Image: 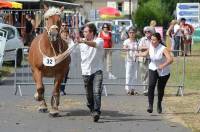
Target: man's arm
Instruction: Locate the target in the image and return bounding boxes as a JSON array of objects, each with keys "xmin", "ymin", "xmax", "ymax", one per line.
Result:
[{"xmin": 80, "ymin": 39, "xmax": 97, "ymax": 48}]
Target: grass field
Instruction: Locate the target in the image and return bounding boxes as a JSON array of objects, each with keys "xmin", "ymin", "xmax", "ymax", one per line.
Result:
[
  {"xmin": 165, "ymin": 42, "xmax": 200, "ymax": 132},
  {"xmin": 0, "ymin": 64, "xmax": 14, "ymax": 80}
]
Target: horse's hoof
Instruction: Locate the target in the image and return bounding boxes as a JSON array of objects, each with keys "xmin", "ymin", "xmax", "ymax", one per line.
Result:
[
  {"xmin": 37, "ymin": 107, "xmax": 48, "ymax": 113},
  {"xmin": 49, "ymin": 110, "xmax": 59, "ymax": 117}
]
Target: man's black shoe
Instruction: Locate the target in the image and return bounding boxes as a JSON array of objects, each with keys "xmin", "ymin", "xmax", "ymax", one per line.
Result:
[{"xmin": 92, "ymin": 112, "xmax": 100, "ymax": 122}]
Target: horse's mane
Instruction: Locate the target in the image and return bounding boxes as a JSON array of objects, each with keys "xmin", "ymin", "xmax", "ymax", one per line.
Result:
[{"xmin": 44, "ymin": 7, "xmax": 61, "ymax": 19}]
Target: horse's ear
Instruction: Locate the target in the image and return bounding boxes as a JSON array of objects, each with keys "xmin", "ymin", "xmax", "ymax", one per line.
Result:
[
  {"xmin": 43, "ymin": 4, "xmax": 49, "ymax": 12},
  {"xmin": 60, "ymin": 6, "xmax": 64, "ymax": 12}
]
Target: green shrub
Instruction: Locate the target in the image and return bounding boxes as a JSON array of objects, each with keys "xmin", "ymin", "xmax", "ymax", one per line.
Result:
[{"xmin": 134, "ymin": 0, "xmax": 172, "ymax": 30}]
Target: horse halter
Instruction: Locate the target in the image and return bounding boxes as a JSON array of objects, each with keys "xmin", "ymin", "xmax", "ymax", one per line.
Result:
[{"xmin": 45, "ymin": 25, "xmax": 59, "ymax": 42}]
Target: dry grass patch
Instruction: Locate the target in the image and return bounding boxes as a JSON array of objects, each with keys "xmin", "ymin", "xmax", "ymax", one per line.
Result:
[{"xmin": 164, "ymin": 89, "xmax": 200, "ymax": 132}]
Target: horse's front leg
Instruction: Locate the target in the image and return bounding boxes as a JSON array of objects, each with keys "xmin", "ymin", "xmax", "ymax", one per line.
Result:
[
  {"xmin": 49, "ymin": 76, "xmax": 63, "ymax": 117},
  {"xmin": 33, "ymin": 68, "xmax": 48, "ymax": 113}
]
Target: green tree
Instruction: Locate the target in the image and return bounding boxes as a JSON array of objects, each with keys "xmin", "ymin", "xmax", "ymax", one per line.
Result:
[
  {"xmin": 138, "ymin": 0, "xmax": 200, "ymax": 16},
  {"xmin": 134, "ymin": 0, "xmax": 172, "ymax": 29}
]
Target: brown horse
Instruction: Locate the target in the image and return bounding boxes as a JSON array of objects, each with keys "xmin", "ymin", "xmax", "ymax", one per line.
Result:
[{"xmin": 28, "ymin": 7, "xmax": 70, "ymax": 117}]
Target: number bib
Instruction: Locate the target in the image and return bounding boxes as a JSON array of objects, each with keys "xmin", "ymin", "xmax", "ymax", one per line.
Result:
[{"xmin": 43, "ymin": 56, "xmax": 56, "ymax": 66}]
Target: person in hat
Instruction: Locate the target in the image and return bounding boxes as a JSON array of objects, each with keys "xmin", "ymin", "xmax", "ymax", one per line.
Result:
[{"xmin": 138, "ymin": 26, "xmax": 155, "ymax": 95}]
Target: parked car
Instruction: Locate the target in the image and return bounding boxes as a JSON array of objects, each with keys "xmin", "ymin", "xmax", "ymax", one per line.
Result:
[
  {"xmin": 0, "ymin": 23, "xmax": 24, "ymax": 66},
  {"xmin": 112, "ymin": 19, "xmax": 134, "ymax": 31}
]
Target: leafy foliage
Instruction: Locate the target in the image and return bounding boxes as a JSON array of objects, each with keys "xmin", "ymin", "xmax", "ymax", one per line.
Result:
[
  {"xmin": 135, "ymin": 0, "xmax": 200, "ymax": 30},
  {"xmin": 134, "ymin": 0, "xmax": 172, "ymax": 29}
]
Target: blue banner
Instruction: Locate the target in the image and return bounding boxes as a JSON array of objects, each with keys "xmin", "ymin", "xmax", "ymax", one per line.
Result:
[
  {"xmin": 179, "ymin": 11, "xmax": 198, "ymax": 16},
  {"xmin": 178, "ymin": 4, "xmax": 198, "ymax": 9}
]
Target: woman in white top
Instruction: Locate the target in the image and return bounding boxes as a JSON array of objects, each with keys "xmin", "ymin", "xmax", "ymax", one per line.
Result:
[
  {"xmin": 123, "ymin": 27, "xmax": 138, "ymax": 95},
  {"xmin": 137, "ymin": 33, "xmax": 173, "ymax": 114}
]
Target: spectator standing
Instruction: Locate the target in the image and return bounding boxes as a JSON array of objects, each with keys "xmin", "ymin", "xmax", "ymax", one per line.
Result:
[
  {"xmin": 77, "ymin": 23, "xmax": 104, "ymax": 122},
  {"xmin": 99, "ymin": 23, "xmax": 116, "ymax": 79},
  {"xmin": 24, "ymin": 14, "xmax": 33, "ymax": 46},
  {"xmin": 59, "ymin": 22, "xmax": 70, "ymax": 96},
  {"xmin": 30, "ymin": 15, "xmax": 36, "ymax": 37},
  {"xmin": 180, "ymin": 18, "xmax": 194, "ymax": 56},
  {"xmin": 138, "ymin": 26, "xmax": 155, "ymax": 95},
  {"xmin": 137, "ymin": 33, "xmax": 173, "ymax": 114},
  {"xmin": 120, "ymin": 22, "xmax": 128, "ymax": 42},
  {"xmin": 149, "ymin": 20, "xmax": 156, "ymax": 33},
  {"xmin": 173, "ymin": 20, "xmax": 182, "ymax": 56},
  {"xmin": 165, "ymin": 20, "xmax": 176, "ymax": 51},
  {"xmin": 123, "ymin": 27, "xmax": 139, "ymax": 95}
]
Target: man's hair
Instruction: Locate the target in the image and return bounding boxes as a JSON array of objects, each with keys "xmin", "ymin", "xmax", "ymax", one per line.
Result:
[
  {"xmin": 84, "ymin": 23, "xmax": 97, "ymax": 36},
  {"xmin": 181, "ymin": 18, "xmax": 186, "ymax": 21},
  {"xmin": 128, "ymin": 27, "xmax": 137, "ymax": 33}
]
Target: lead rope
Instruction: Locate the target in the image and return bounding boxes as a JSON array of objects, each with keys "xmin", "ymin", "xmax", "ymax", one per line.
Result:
[
  {"xmin": 40, "ymin": 26, "xmax": 78, "ymax": 66},
  {"xmin": 49, "ymin": 40, "xmax": 57, "ymax": 56}
]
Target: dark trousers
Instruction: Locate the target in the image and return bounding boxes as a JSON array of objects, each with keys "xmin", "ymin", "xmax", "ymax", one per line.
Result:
[
  {"xmin": 82, "ymin": 70, "xmax": 103, "ymax": 113},
  {"xmin": 174, "ymin": 36, "xmax": 181, "ymax": 57},
  {"xmin": 148, "ymin": 70, "xmax": 170, "ymax": 106},
  {"xmin": 60, "ymin": 74, "xmax": 68, "ymax": 92},
  {"xmin": 60, "ymin": 69, "xmax": 70, "ymax": 92}
]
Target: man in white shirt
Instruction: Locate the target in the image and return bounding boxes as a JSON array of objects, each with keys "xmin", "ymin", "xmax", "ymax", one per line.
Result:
[{"xmin": 76, "ymin": 23, "xmax": 104, "ymax": 122}]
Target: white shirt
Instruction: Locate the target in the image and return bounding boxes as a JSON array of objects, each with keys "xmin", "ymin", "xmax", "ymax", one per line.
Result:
[
  {"xmin": 139, "ymin": 36, "xmax": 151, "ymax": 48},
  {"xmin": 123, "ymin": 38, "xmax": 138, "ymax": 62},
  {"xmin": 138, "ymin": 37, "xmax": 151, "ymax": 62},
  {"xmin": 149, "ymin": 43, "xmax": 170, "ymax": 76},
  {"xmin": 79, "ymin": 37, "xmax": 104, "ymax": 75},
  {"xmin": 174, "ymin": 24, "xmax": 182, "ymax": 36}
]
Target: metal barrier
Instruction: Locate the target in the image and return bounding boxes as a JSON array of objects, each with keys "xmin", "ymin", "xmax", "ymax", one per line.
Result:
[
  {"xmin": 14, "ymin": 47, "xmax": 186, "ymax": 97},
  {"xmin": 197, "ymin": 104, "xmax": 200, "ymax": 113}
]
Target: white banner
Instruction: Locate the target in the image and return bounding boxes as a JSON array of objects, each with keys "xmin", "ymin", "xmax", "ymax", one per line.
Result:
[{"xmin": 176, "ymin": 3, "xmax": 200, "ymax": 28}]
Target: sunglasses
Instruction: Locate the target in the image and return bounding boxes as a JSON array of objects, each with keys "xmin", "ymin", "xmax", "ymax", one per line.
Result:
[
  {"xmin": 103, "ymin": 27, "xmax": 108, "ymax": 28},
  {"xmin": 62, "ymin": 25, "xmax": 67, "ymax": 27},
  {"xmin": 145, "ymin": 31, "xmax": 151, "ymax": 33}
]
